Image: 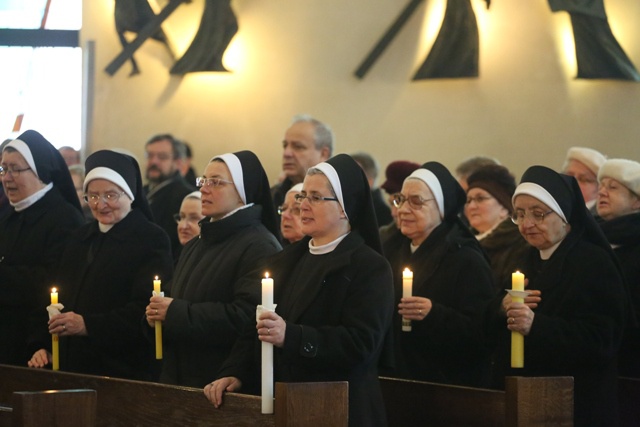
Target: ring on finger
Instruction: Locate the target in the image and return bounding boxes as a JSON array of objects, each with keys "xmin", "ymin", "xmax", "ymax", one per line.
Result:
[
  {"xmin": 155, "ymin": 309, "xmax": 158, "ymax": 315},
  {"xmin": 267, "ymin": 328, "xmax": 271, "ymax": 335}
]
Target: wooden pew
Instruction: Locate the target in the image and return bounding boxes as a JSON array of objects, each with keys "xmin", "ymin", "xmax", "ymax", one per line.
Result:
[
  {"xmin": 0, "ymin": 365, "xmax": 347, "ymax": 427},
  {"xmin": 380, "ymin": 376, "xmax": 574, "ymax": 427},
  {"xmin": 10, "ymin": 389, "xmax": 97, "ymax": 427}
]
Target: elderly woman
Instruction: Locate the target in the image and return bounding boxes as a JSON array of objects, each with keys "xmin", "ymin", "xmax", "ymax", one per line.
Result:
[
  {"xmin": 465, "ymin": 165, "xmax": 530, "ymax": 291},
  {"xmin": 0, "ymin": 130, "xmax": 85, "ymax": 366},
  {"xmin": 597, "ymin": 158, "xmax": 640, "ymax": 378},
  {"xmin": 207, "ymin": 154, "xmax": 394, "ymax": 427},
  {"xmin": 278, "ymin": 183, "xmax": 304, "ymax": 244},
  {"xmin": 146, "ymin": 150, "xmax": 281, "ymax": 388},
  {"xmin": 27, "ymin": 150, "xmax": 173, "ymax": 379},
  {"xmin": 175, "ymin": 191, "xmax": 204, "ymax": 247},
  {"xmin": 485, "ymin": 165, "xmax": 626, "ymax": 427},
  {"xmin": 383, "ymin": 161, "xmax": 495, "ymax": 387}
]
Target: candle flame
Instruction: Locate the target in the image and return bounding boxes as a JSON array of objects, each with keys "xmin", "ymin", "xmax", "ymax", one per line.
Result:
[
  {"xmin": 155, "ymin": 275, "xmax": 159, "ymax": 280},
  {"xmin": 265, "ymin": 272, "xmax": 270, "ymax": 279},
  {"xmin": 403, "ymin": 267, "xmax": 411, "ymax": 273},
  {"xmin": 51, "ymin": 287, "xmax": 57, "ymax": 293}
]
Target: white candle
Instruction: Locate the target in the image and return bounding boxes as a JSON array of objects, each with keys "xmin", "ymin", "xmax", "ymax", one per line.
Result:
[
  {"xmin": 261, "ymin": 272, "xmax": 274, "ymax": 414},
  {"xmin": 262, "ymin": 273, "xmax": 274, "ymax": 308},
  {"xmin": 402, "ymin": 268, "xmax": 413, "ymax": 332}
]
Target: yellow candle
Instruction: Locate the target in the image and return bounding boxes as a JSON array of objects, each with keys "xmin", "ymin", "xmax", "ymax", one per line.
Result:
[
  {"xmin": 153, "ymin": 276, "xmax": 162, "ymax": 360},
  {"xmin": 51, "ymin": 287, "xmax": 59, "ymax": 371},
  {"xmin": 511, "ymin": 271, "xmax": 525, "ymax": 368},
  {"xmin": 402, "ymin": 268, "xmax": 413, "ymax": 332},
  {"xmin": 261, "ymin": 272, "xmax": 274, "ymax": 414}
]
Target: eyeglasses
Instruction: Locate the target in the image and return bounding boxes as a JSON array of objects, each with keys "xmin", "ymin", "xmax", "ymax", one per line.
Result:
[
  {"xmin": 465, "ymin": 195, "xmax": 493, "ymax": 205},
  {"xmin": 84, "ymin": 191, "xmax": 126, "ymax": 205},
  {"xmin": 511, "ymin": 210, "xmax": 556, "ymax": 225},
  {"xmin": 392, "ymin": 194, "xmax": 434, "ymax": 209},
  {"xmin": 278, "ymin": 204, "xmax": 301, "ymax": 216},
  {"xmin": 196, "ymin": 177, "xmax": 234, "ymax": 188},
  {"xmin": 294, "ymin": 193, "xmax": 338, "ymax": 205},
  {"xmin": 0, "ymin": 166, "xmax": 31, "ymax": 177},
  {"xmin": 173, "ymin": 213, "xmax": 203, "ymax": 224}
]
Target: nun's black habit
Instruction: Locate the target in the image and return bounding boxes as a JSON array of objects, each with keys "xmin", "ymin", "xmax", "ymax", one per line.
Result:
[
  {"xmin": 383, "ymin": 161, "xmax": 495, "ymax": 387},
  {"xmin": 217, "ymin": 154, "xmax": 395, "ymax": 427},
  {"xmin": 485, "ymin": 165, "xmax": 627, "ymax": 427},
  {"xmin": 0, "ymin": 130, "xmax": 85, "ymax": 365},
  {"xmin": 159, "ymin": 151, "xmax": 281, "ymax": 387},
  {"xmin": 30, "ymin": 150, "xmax": 174, "ymax": 379}
]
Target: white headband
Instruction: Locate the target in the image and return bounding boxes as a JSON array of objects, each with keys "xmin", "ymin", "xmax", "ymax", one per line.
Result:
[
  {"xmin": 5, "ymin": 139, "xmax": 38, "ymax": 178},
  {"xmin": 84, "ymin": 167, "xmax": 135, "ymax": 201},
  {"xmin": 512, "ymin": 182, "xmax": 567, "ymax": 222},
  {"xmin": 287, "ymin": 182, "xmax": 304, "ymax": 195},
  {"xmin": 311, "ymin": 162, "xmax": 348, "ymax": 220},
  {"xmin": 211, "ymin": 153, "xmax": 246, "ymax": 204},
  {"xmin": 406, "ymin": 168, "xmax": 444, "ymax": 219}
]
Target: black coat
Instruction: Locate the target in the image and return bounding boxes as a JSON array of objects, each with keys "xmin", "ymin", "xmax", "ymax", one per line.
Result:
[
  {"xmin": 384, "ymin": 221, "xmax": 495, "ymax": 387},
  {"xmin": 218, "ymin": 232, "xmax": 395, "ymax": 427},
  {"xmin": 144, "ymin": 172, "xmax": 196, "ymax": 257},
  {"xmin": 160, "ymin": 205, "xmax": 281, "ymax": 387},
  {"xmin": 600, "ymin": 212, "xmax": 640, "ymax": 377},
  {"xmin": 372, "ymin": 188, "xmax": 393, "ymax": 227},
  {"xmin": 476, "ymin": 218, "xmax": 531, "ymax": 292},
  {"xmin": 40, "ymin": 209, "xmax": 173, "ymax": 379},
  {"xmin": 0, "ymin": 187, "xmax": 84, "ymax": 365},
  {"xmin": 485, "ymin": 229, "xmax": 626, "ymax": 427}
]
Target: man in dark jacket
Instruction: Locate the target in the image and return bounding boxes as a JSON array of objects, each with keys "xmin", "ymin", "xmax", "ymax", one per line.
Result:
[{"xmin": 143, "ymin": 134, "xmax": 196, "ymax": 258}]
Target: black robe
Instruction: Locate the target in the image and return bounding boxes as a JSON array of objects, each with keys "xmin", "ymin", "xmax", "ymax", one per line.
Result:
[
  {"xmin": 384, "ymin": 221, "xmax": 495, "ymax": 387},
  {"xmin": 218, "ymin": 232, "xmax": 394, "ymax": 427},
  {"xmin": 160, "ymin": 205, "xmax": 281, "ymax": 387},
  {"xmin": 485, "ymin": 228, "xmax": 626, "ymax": 427},
  {"xmin": 38, "ymin": 209, "xmax": 173, "ymax": 379},
  {"xmin": 600, "ymin": 212, "xmax": 640, "ymax": 378},
  {"xmin": 0, "ymin": 187, "xmax": 84, "ymax": 365}
]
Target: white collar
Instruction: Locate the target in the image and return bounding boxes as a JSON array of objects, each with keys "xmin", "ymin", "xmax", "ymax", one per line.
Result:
[
  {"xmin": 309, "ymin": 232, "xmax": 349, "ymax": 255},
  {"xmin": 539, "ymin": 239, "xmax": 563, "ymax": 260},
  {"xmin": 10, "ymin": 182, "xmax": 52, "ymax": 212}
]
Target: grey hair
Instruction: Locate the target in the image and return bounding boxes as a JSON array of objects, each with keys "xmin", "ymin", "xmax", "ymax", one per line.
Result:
[{"xmin": 291, "ymin": 114, "xmax": 334, "ymax": 156}]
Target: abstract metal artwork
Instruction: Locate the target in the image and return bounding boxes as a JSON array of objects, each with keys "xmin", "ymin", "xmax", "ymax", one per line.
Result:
[{"xmin": 355, "ymin": 0, "xmax": 639, "ymax": 81}]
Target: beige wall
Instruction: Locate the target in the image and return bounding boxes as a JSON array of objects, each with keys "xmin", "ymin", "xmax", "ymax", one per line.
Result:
[{"xmin": 82, "ymin": 0, "xmax": 640, "ymax": 185}]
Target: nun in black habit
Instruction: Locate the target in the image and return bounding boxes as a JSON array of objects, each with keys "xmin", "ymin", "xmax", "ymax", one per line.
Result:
[
  {"xmin": 27, "ymin": 150, "xmax": 173, "ymax": 380},
  {"xmin": 146, "ymin": 150, "xmax": 282, "ymax": 388},
  {"xmin": 382, "ymin": 161, "xmax": 495, "ymax": 387},
  {"xmin": 207, "ymin": 154, "xmax": 395, "ymax": 427},
  {"xmin": 0, "ymin": 130, "xmax": 85, "ymax": 366},
  {"xmin": 485, "ymin": 165, "xmax": 627, "ymax": 427}
]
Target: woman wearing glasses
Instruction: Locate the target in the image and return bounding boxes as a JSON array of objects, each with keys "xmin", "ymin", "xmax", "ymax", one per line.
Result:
[
  {"xmin": 382, "ymin": 161, "xmax": 495, "ymax": 387},
  {"xmin": 464, "ymin": 165, "xmax": 529, "ymax": 291},
  {"xmin": 207, "ymin": 154, "xmax": 394, "ymax": 427},
  {"xmin": 146, "ymin": 150, "xmax": 281, "ymax": 388},
  {"xmin": 1, "ymin": 130, "xmax": 85, "ymax": 366},
  {"xmin": 485, "ymin": 165, "xmax": 626, "ymax": 427},
  {"xmin": 27, "ymin": 150, "xmax": 173, "ymax": 379},
  {"xmin": 278, "ymin": 183, "xmax": 305, "ymax": 244}
]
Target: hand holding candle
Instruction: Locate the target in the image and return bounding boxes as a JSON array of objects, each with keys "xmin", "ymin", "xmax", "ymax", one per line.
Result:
[
  {"xmin": 51, "ymin": 287, "xmax": 59, "ymax": 371},
  {"xmin": 153, "ymin": 276, "xmax": 163, "ymax": 360},
  {"xmin": 261, "ymin": 272, "xmax": 275, "ymax": 414},
  {"xmin": 402, "ymin": 268, "xmax": 413, "ymax": 332},
  {"xmin": 511, "ymin": 271, "xmax": 525, "ymax": 368}
]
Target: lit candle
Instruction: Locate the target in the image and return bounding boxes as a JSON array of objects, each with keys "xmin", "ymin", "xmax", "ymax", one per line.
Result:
[
  {"xmin": 261, "ymin": 272, "xmax": 274, "ymax": 414},
  {"xmin": 511, "ymin": 271, "xmax": 525, "ymax": 368},
  {"xmin": 51, "ymin": 287, "xmax": 59, "ymax": 371},
  {"xmin": 153, "ymin": 276, "xmax": 162, "ymax": 360},
  {"xmin": 402, "ymin": 268, "xmax": 413, "ymax": 332}
]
